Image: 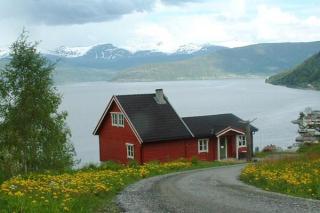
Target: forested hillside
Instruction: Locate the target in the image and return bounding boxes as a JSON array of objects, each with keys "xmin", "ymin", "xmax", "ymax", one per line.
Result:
[{"xmin": 266, "ymin": 52, "xmax": 320, "ymax": 90}]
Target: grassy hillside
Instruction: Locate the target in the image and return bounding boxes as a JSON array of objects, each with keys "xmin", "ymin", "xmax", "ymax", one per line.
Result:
[
  {"xmin": 113, "ymin": 41, "xmax": 320, "ymax": 82},
  {"xmin": 266, "ymin": 52, "xmax": 320, "ymax": 90},
  {"xmin": 53, "ymin": 65, "xmax": 116, "ymax": 84},
  {"xmin": 112, "ymin": 56, "xmax": 248, "ymax": 82},
  {"xmin": 0, "ymin": 60, "xmax": 116, "ymax": 84}
]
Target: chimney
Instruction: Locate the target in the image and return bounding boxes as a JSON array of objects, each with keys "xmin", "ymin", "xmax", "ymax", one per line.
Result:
[{"xmin": 155, "ymin": 89, "xmax": 166, "ymax": 104}]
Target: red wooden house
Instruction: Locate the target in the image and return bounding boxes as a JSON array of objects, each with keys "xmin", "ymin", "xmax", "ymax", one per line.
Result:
[{"xmin": 93, "ymin": 89, "xmax": 258, "ymax": 164}]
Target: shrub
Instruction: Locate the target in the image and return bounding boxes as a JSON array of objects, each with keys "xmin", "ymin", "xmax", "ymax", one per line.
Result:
[
  {"xmin": 99, "ymin": 161, "xmax": 125, "ymax": 171},
  {"xmin": 191, "ymin": 156, "xmax": 199, "ymax": 165},
  {"xmin": 81, "ymin": 163, "xmax": 99, "ymax": 170},
  {"xmin": 128, "ymin": 159, "xmax": 139, "ymax": 168}
]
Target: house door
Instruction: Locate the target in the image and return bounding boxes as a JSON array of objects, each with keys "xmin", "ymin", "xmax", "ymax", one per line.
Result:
[{"xmin": 220, "ymin": 137, "xmax": 227, "ymax": 160}]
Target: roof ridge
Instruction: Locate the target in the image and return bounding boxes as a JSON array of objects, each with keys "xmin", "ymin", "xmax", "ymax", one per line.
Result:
[
  {"xmin": 182, "ymin": 113, "xmax": 235, "ymax": 119},
  {"xmin": 115, "ymin": 93, "xmax": 155, "ymax": 97}
]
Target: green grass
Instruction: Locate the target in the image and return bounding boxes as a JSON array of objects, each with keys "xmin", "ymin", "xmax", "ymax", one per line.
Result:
[
  {"xmin": 241, "ymin": 144, "xmax": 320, "ymax": 199},
  {"xmin": 254, "ymin": 151, "xmax": 298, "ymax": 159},
  {"xmin": 0, "ymin": 159, "xmax": 238, "ymax": 213},
  {"xmin": 298, "ymin": 143, "xmax": 320, "ymax": 154},
  {"xmin": 254, "ymin": 151, "xmax": 273, "ymax": 158}
]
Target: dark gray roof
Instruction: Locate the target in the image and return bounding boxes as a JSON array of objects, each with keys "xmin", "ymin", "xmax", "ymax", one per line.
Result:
[
  {"xmin": 183, "ymin": 114, "xmax": 258, "ymax": 138},
  {"xmin": 116, "ymin": 94, "xmax": 192, "ymax": 142}
]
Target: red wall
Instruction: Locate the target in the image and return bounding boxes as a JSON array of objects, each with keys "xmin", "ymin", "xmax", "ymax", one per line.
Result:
[
  {"xmin": 185, "ymin": 138, "xmax": 217, "ymax": 161},
  {"xmin": 99, "ymin": 102, "xmax": 142, "ymax": 164},
  {"xmin": 142, "ymin": 139, "xmax": 189, "ymax": 162},
  {"xmin": 142, "ymin": 138, "xmax": 218, "ymax": 163}
]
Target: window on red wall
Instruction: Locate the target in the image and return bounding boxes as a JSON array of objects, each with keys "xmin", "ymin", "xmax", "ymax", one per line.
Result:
[
  {"xmin": 237, "ymin": 135, "xmax": 246, "ymax": 147},
  {"xmin": 198, "ymin": 139, "xmax": 209, "ymax": 153},
  {"xmin": 111, "ymin": 112, "xmax": 124, "ymax": 127},
  {"xmin": 126, "ymin": 143, "xmax": 134, "ymax": 159}
]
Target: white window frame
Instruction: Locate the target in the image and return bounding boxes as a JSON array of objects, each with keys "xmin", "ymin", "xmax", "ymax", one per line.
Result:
[
  {"xmin": 110, "ymin": 112, "xmax": 125, "ymax": 127},
  {"xmin": 126, "ymin": 143, "xmax": 134, "ymax": 159},
  {"xmin": 118, "ymin": 113, "xmax": 124, "ymax": 127},
  {"xmin": 198, "ymin": 139, "xmax": 209, "ymax": 153},
  {"xmin": 238, "ymin": 135, "xmax": 246, "ymax": 147}
]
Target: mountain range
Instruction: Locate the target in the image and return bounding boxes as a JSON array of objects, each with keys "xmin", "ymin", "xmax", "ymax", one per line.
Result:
[
  {"xmin": 266, "ymin": 51, "xmax": 320, "ymax": 90},
  {"xmin": 1, "ymin": 41, "xmax": 320, "ymax": 83}
]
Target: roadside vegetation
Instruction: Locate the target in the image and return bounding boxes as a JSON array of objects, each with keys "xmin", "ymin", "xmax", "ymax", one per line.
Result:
[
  {"xmin": 0, "ymin": 31, "xmax": 75, "ymax": 184},
  {"xmin": 241, "ymin": 143, "xmax": 320, "ymax": 199},
  {"xmin": 0, "ymin": 159, "xmax": 236, "ymax": 212}
]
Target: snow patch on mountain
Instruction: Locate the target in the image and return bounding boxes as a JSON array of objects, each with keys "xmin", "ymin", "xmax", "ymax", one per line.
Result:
[
  {"xmin": 84, "ymin": 44, "xmax": 131, "ymax": 60},
  {"xmin": 175, "ymin": 43, "xmax": 203, "ymax": 54},
  {"xmin": 36, "ymin": 42, "xmax": 226, "ymax": 61},
  {"xmin": 51, "ymin": 46, "xmax": 93, "ymax": 57}
]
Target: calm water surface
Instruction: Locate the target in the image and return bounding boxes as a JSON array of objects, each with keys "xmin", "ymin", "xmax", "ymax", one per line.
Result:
[{"xmin": 57, "ymin": 79, "xmax": 320, "ymax": 165}]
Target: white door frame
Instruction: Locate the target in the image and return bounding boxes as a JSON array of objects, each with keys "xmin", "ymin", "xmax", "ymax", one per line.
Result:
[
  {"xmin": 236, "ymin": 135, "xmax": 239, "ymax": 160},
  {"xmin": 217, "ymin": 136, "xmax": 228, "ymax": 160},
  {"xmin": 217, "ymin": 137, "xmax": 220, "ymax": 160}
]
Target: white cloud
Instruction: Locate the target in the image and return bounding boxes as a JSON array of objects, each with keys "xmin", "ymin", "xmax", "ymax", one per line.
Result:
[
  {"xmin": 222, "ymin": 0, "xmax": 248, "ymax": 20},
  {"xmin": 305, "ymin": 16, "xmax": 320, "ymax": 27},
  {"xmin": 252, "ymin": 5, "xmax": 320, "ymax": 42},
  {"xmin": 129, "ymin": 23, "xmax": 176, "ymax": 52},
  {"xmin": 1, "ymin": 0, "xmax": 320, "ymax": 51}
]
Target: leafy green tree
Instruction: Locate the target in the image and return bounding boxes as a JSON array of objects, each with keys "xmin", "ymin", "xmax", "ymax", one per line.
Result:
[{"xmin": 0, "ymin": 31, "xmax": 75, "ymax": 178}]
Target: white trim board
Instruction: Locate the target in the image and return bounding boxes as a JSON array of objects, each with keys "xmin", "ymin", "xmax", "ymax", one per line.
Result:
[
  {"xmin": 126, "ymin": 143, "xmax": 134, "ymax": 159},
  {"xmin": 217, "ymin": 136, "xmax": 228, "ymax": 160},
  {"xmin": 114, "ymin": 97, "xmax": 143, "ymax": 143},
  {"xmin": 216, "ymin": 127, "xmax": 245, "ymax": 137},
  {"xmin": 93, "ymin": 96, "xmax": 116, "ymax": 135},
  {"xmin": 217, "ymin": 137, "xmax": 220, "ymax": 161},
  {"xmin": 92, "ymin": 96, "xmax": 143, "ymax": 144}
]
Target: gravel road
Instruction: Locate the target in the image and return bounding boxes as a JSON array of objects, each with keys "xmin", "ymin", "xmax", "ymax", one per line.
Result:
[{"xmin": 117, "ymin": 164, "xmax": 320, "ymax": 213}]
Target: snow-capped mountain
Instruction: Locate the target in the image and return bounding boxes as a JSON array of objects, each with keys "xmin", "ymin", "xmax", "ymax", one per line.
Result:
[
  {"xmin": 1, "ymin": 42, "xmax": 228, "ymax": 72},
  {"xmin": 85, "ymin": 44, "xmax": 131, "ymax": 60},
  {"xmin": 174, "ymin": 43, "xmax": 203, "ymax": 54},
  {"xmin": 50, "ymin": 46, "xmax": 93, "ymax": 58},
  {"xmin": 48, "ymin": 43, "xmax": 227, "ymax": 59},
  {"xmin": 42, "ymin": 43, "xmax": 229, "ymax": 70}
]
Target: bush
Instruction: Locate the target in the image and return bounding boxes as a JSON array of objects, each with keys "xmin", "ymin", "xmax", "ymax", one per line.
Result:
[
  {"xmin": 191, "ymin": 156, "xmax": 199, "ymax": 165},
  {"xmin": 81, "ymin": 163, "xmax": 99, "ymax": 170},
  {"xmin": 99, "ymin": 161, "xmax": 125, "ymax": 171},
  {"xmin": 128, "ymin": 160, "xmax": 139, "ymax": 168}
]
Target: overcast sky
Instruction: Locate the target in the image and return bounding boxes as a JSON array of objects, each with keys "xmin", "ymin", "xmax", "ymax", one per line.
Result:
[{"xmin": 1, "ymin": 0, "xmax": 320, "ymax": 52}]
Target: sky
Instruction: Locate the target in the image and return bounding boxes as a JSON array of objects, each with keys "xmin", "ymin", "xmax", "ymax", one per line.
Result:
[{"xmin": 1, "ymin": 0, "xmax": 320, "ymax": 52}]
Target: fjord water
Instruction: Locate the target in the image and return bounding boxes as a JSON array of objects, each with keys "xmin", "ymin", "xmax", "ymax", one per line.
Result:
[{"xmin": 58, "ymin": 79, "xmax": 320, "ymax": 164}]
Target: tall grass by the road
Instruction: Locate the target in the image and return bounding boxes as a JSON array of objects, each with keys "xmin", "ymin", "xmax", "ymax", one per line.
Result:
[
  {"xmin": 241, "ymin": 143, "xmax": 320, "ymax": 199},
  {"xmin": 0, "ymin": 159, "xmax": 236, "ymax": 213}
]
